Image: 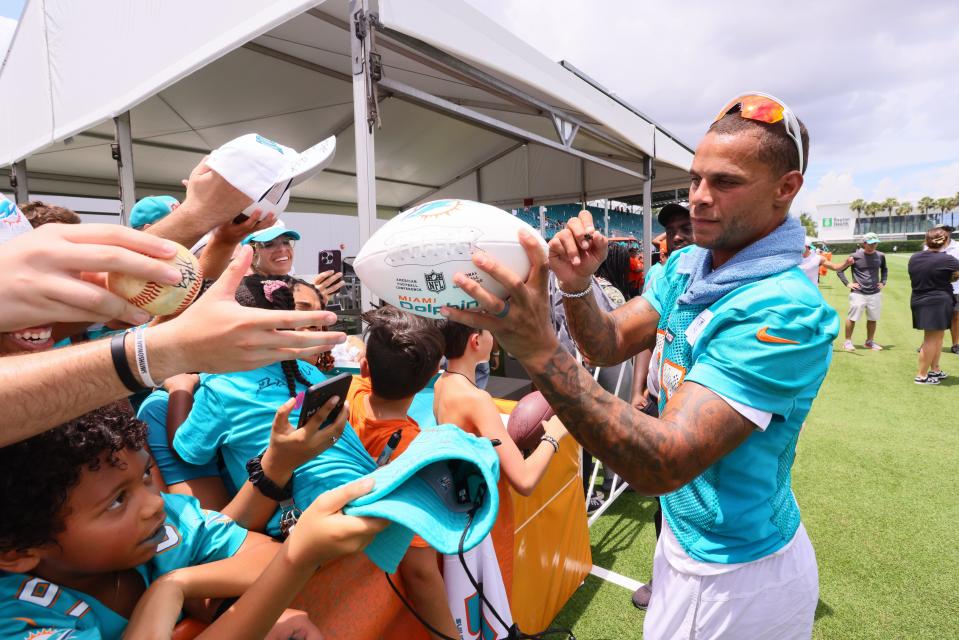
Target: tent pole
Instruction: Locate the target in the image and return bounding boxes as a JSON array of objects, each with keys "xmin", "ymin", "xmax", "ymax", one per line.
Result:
[
  {"xmin": 10, "ymin": 161, "xmax": 29, "ymax": 204},
  {"xmin": 642, "ymin": 157, "xmax": 653, "ymax": 275},
  {"xmin": 350, "ymin": 0, "xmax": 378, "ymax": 311},
  {"xmin": 113, "ymin": 112, "xmax": 136, "ymax": 227},
  {"xmin": 604, "ymin": 199, "xmax": 609, "ymax": 237}
]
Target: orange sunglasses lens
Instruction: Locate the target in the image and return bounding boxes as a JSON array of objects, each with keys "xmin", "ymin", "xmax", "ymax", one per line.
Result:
[{"xmin": 714, "ymin": 95, "xmax": 785, "ymax": 124}]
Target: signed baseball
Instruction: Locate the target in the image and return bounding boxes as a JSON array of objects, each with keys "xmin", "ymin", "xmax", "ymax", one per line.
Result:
[{"xmin": 107, "ymin": 242, "xmax": 204, "ymax": 316}]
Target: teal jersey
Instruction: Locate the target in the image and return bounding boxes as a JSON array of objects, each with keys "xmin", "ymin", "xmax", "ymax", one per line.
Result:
[
  {"xmin": 0, "ymin": 494, "xmax": 246, "ymax": 640},
  {"xmin": 173, "ymin": 362, "xmax": 377, "ymax": 537},
  {"xmin": 642, "ymin": 247, "xmax": 839, "ymax": 564},
  {"xmin": 642, "ymin": 262, "xmax": 664, "ymax": 294},
  {"xmin": 137, "ymin": 390, "xmax": 222, "ymax": 486}
]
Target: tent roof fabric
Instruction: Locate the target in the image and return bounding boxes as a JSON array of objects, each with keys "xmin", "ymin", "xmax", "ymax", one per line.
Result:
[{"xmin": 0, "ymin": 0, "xmax": 693, "ymax": 210}]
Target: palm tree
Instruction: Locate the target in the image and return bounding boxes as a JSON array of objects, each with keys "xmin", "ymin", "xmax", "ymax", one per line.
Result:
[
  {"xmin": 849, "ymin": 198, "xmax": 867, "ymax": 217},
  {"xmin": 935, "ymin": 198, "xmax": 953, "ymax": 226},
  {"xmin": 881, "ymin": 197, "xmax": 899, "ymax": 234},
  {"xmin": 864, "ymin": 201, "xmax": 882, "ymax": 233},
  {"xmin": 917, "ymin": 196, "xmax": 936, "ymax": 226},
  {"xmin": 894, "ymin": 201, "xmax": 912, "ymax": 234}
]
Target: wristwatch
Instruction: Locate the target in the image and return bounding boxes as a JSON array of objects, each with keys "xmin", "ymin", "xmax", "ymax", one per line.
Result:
[{"xmin": 246, "ymin": 454, "xmax": 293, "ymax": 501}]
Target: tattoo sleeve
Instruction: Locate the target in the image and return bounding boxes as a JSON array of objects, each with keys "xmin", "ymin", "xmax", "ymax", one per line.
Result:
[
  {"xmin": 527, "ymin": 344, "xmax": 756, "ymax": 495},
  {"xmin": 563, "ymin": 295, "xmax": 658, "ymax": 366}
]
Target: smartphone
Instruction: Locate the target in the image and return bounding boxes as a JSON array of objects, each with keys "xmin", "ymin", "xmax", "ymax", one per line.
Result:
[
  {"xmin": 318, "ymin": 249, "xmax": 343, "ymax": 274},
  {"xmin": 297, "ymin": 372, "xmax": 352, "ymax": 429}
]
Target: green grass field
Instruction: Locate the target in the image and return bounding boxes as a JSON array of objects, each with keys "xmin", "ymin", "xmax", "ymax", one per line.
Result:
[{"xmin": 553, "ymin": 253, "xmax": 959, "ymax": 639}]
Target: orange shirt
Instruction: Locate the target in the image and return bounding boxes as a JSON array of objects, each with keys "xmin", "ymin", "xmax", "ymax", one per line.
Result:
[{"xmin": 347, "ymin": 376, "xmax": 430, "ymax": 548}]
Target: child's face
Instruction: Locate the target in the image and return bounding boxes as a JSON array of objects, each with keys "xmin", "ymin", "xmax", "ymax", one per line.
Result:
[{"xmin": 37, "ymin": 448, "xmax": 167, "ymax": 576}]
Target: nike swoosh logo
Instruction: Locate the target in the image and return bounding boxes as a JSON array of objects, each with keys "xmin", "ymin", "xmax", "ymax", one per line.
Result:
[{"xmin": 756, "ymin": 326, "xmax": 800, "ymax": 344}]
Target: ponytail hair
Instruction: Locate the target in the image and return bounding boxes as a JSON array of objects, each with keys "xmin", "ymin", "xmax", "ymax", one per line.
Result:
[{"xmin": 235, "ymin": 274, "xmax": 313, "ymax": 397}]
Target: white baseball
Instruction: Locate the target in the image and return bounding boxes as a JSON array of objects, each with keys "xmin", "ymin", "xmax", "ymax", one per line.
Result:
[{"xmin": 108, "ymin": 242, "xmax": 204, "ymax": 316}]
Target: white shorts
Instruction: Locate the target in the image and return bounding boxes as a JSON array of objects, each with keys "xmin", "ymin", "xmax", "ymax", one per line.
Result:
[
  {"xmin": 643, "ymin": 524, "xmax": 819, "ymax": 640},
  {"xmin": 848, "ymin": 291, "xmax": 882, "ymax": 322}
]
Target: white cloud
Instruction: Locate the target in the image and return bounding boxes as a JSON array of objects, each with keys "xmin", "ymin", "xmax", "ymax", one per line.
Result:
[
  {"xmin": 467, "ymin": 0, "xmax": 959, "ymax": 209},
  {"xmin": 795, "ymin": 172, "xmax": 864, "ymax": 212}
]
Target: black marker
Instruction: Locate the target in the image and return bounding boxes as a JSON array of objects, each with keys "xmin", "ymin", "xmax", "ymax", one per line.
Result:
[{"xmin": 377, "ymin": 429, "xmax": 403, "ymax": 466}]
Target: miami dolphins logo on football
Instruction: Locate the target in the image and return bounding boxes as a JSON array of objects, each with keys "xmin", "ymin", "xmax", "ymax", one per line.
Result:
[{"xmin": 403, "ymin": 199, "xmax": 463, "ymax": 221}]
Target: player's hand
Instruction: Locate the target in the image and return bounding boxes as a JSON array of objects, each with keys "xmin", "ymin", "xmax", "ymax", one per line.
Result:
[
  {"xmin": 542, "ymin": 415, "xmax": 568, "ymax": 442},
  {"xmin": 441, "ymin": 229, "xmax": 559, "ymax": 363},
  {"xmin": 547, "ymin": 210, "xmax": 608, "ymax": 293},
  {"xmin": 286, "ymin": 478, "xmax": 388, "ymax": 568},
  {"xmin": 849, "ymin": 282, "xmax": 861, "ymax": 290},
  {"xmin": 313, "ymin": 270, "xmax": 345, "ymax": 305},
  {"xmin": 878, "ymin": 282, "xmax": 885, "ymax": 290},
  {"xmin": 263, "ymin": 396, "xmax": 348, "ymax": 478},
  {"xmin": 181, "ymin": 156, "xmax": 254, "ymax": 226},
  {"xmin": 0, "ymin": 223, "xmax": 181, "ymax": 331},
  {"xmin": 148, "ymin": 246, "xmax": 347, "ymax": 377},
  {"xmin": 265, "ymin": 609, "xmax": 324, "ymax": 640},
  {"xmin": 210, "ymin": 209, "xmax": 277, "ymax": 246}
]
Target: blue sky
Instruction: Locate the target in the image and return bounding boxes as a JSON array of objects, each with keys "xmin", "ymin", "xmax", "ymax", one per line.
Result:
[
  {"xmin": 467, "ymin": 0, "xmax": 959, "ymax": 213},
  {"xmin": 0, "ymin": 0, "xmax": 24, "ymax": 20}
]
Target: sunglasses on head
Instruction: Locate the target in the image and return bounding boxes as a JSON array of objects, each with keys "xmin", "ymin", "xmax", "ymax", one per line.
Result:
[{"xmin": 713, "ymin": 92, "xmax": 805, "ymax": 174}]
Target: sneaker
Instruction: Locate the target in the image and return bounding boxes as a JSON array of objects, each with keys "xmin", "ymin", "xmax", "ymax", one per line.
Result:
[
  {"xmin": 914, "ymin": 376, "xmax": 940, "ymax": 385},
  {"xmin": 952, "ymin": 345, "xmax": 959, "ymax": 354},
  {"xmin": 843, "ymin": 340, "xmax": 855, "ymax": 352},
  {"xmin": 631, "ymin": 583, "xmax": 653, "ymax": 609},
  {"xmin": 928, "ymin": 370, "xmax": 948, "ymax": 380},
  {"xmin": 864, "ymin": 340, "xmax": 883, "ymax": 351},
  {"xmin": 586, "ymin": 492, "xmax": 605, "ymax": 516}
]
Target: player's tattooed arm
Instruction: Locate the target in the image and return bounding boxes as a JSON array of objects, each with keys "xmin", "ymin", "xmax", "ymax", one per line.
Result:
[
  {"xmin": 527, "ymin": 344, "xmax": 755, "ymax": 495},
  {"xmin": 562, "ymin": 295, "xmax": 658, "ymax": 366}
]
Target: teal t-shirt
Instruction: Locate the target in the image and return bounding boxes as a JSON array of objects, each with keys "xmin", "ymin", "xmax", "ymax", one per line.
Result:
[
  {"xmin": 173, "ymin": 361, "xmax": 377, "ymax": 537},
  {"xmin": 138, "ymin": 390, "xmax": 222, "ymax": 486},
  {"xmin": 642, "ymin": 247, "xmax": 839, "ymax": 564},
  {"xmin": 0, "ymin": 494, "xmax": 246, "ymax": 640}
]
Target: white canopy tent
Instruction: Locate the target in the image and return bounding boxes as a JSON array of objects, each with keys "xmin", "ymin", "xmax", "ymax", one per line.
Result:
[{"xmin": 0, "ymin": 0, "xmax": 693, "ymax": 277}]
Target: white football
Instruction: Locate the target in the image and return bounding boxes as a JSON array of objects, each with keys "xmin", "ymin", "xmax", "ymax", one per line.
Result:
[{"xmin": 354, "ymin": 199, "xmax": 547, "ymax": 318}]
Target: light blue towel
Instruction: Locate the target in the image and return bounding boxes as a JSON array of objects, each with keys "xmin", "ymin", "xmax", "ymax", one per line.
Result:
[{"xmin": 677, "ymin": 216, "xmax": 805, "ymax": 306}]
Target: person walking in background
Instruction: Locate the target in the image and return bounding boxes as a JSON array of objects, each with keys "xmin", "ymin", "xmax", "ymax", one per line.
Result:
[
  {"xmin": 908, "ymin": 228, "xmax": 959, "ymax": 385},
  {"xmin": 836, "ymin": 232, "xmax": 888, "ymax": 351}
]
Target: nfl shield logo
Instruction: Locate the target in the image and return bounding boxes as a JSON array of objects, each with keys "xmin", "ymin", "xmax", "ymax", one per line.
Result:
[{"xmin": 425, "ymin": 271, "xmax": 446, "ymax": 293}]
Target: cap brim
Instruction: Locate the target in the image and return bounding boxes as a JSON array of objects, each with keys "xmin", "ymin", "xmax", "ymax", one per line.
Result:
[
  {"xmin": 243, "ymin": 228, "xmax": 302, "ymax": 244},
  {"xmin": 279, "ymin": 136, "xmax": 337, "ymax": 186},
  {"xmin": 344, "ymin": 424, "xmax": 500, "ymax": 572}
]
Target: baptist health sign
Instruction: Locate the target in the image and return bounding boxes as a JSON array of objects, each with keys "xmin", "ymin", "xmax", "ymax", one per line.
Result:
[{"xmin": 815, "ymin": 203, "xmax": 856, "ymax": 242}]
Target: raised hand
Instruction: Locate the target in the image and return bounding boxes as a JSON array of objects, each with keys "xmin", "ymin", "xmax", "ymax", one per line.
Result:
[
  {"xmin": 0, "ymin": 223, "xmax": 180, "ymax": 330},
  {"xmin": 547, "ymin": 210, "xmax": 608, "ymax": 292}
]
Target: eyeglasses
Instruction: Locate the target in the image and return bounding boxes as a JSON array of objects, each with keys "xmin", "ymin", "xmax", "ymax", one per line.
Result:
[
  {"xmin": 256, "ymin": 238, "xmax": 295, "ymax": 251},
  {"xmin": 713, "ymin": 92, "xmax": 805, "ymax": 174}
]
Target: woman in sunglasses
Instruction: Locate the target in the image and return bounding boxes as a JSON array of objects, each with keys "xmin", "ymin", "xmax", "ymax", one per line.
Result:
[
  {"xmin": 245, "ymin": 227, "xmax": 301, "ymax": 277},
  {"xmin": 245, "ymin": 227, "xmax": 345, "ymax": 306}
]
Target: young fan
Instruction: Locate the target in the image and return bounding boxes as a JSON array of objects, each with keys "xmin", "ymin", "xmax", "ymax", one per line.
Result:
[
  {"xmin": 172, "ymin": 275, "xmax": 376, "ymax": 537},
  {"xmin": 434, "ymin": 320, "xmax": 569, "ymax": 596},
  {"xmin": 0, "ymin": 403, "xmax": 384, "ymax": 639},
  {"xmin": 347, "ymin": 305, "xmax": 456, "ymax": 640}
]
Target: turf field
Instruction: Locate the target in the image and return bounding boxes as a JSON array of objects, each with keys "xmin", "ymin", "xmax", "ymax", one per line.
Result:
[{"xmin": 553, "ymin": 253, "xmax": 959, "ymax": 639}]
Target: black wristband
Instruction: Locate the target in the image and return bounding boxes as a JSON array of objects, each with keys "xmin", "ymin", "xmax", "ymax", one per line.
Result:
[
  {"xmin": 110, "ymin": 332, "xmax": 146, "ymax": 393},
  {"xmin": 246, "ymin": 454, "xmax": 293, "ymax": 501}
]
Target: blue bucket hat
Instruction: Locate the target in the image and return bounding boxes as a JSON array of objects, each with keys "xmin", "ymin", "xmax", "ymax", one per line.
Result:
[
  {"xmin": 242, "ymin": 226, "xmax": 301, "ymax": 245},
  {"xmin": 130, "ymin": 195, "xmax": 179, "ymax": 229},
  {"xmin": 344, "ymin": 423, "xmax": 500, "ymax": 572}
]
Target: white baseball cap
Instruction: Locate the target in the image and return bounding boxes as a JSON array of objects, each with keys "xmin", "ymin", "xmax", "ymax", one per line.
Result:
[{"xmin": 206, "ymin": 134, "xmax": 336, "ymax": 218}]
